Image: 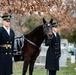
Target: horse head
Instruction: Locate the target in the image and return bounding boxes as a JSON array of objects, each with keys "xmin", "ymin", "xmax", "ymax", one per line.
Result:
[{"xmin": 43, "ymin": 18, "xmax": 53, "ymax": 39}]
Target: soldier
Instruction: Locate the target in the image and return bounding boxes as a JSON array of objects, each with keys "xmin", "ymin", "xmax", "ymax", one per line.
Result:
[
  {"xmin": 45, "ymin": 21, "xmax": 61, "ymax": 75},
  {"xmin": 0, "ymin": 12, "xmax": 15, "ymax": 75}
]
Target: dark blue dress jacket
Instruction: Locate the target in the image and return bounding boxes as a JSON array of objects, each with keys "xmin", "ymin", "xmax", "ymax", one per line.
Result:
[{"xmin": 0, "ymin": 27, "xmax": 15, "ymax": 75}]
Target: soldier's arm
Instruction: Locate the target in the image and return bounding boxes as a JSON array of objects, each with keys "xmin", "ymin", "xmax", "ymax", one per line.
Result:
[
  {"xmin": 12, "ymin": 31, "xmax": 15, "ymax": 56},
  {"xmin": 0, "ymin": 29, "xmax": 2, "ymax": 40},
  {"xmin": 59, "ymin": 38, "xmax": 61, "ymax": 57}
]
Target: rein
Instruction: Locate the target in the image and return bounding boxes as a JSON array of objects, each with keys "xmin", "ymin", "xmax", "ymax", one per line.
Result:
[{"xmin": 24, "ymin": 37, "xmax": 39, "ymax": 48}]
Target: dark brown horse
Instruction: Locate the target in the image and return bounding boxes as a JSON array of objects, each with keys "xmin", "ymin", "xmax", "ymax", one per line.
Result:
[{"xmin": 14, "ymin": 18, "xmax": 53, "ymax": 75}]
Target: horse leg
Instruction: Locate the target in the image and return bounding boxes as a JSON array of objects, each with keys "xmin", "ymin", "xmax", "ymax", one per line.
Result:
[
  {"xmin": 29, "ymin": 51, "xmax": 40, "ymax": 75},
  {"xmin": 22, "ymin": 58, "xmax": 30, "ymax": 75},
  {"xmin": 22, "ymin": 62, "xmax": 28, "ymax": 75},
  {"xmin": 29, "ymin": 59, "xmax": 36, "ymax": 75}
]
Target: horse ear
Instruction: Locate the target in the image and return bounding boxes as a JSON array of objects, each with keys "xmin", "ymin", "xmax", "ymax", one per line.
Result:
[
  {"xmin": 50, "ymin": 19, "xmax": 53, "ymax": 24},
  {"xmin": 43, "ymin": 18, "xmax": 46, "ymax": 24}
]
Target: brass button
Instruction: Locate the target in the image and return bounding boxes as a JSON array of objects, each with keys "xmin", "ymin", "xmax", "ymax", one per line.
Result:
[
  {"xmin": 55, "ymin": 52, "xmax": 59, "ymax": 54},
  {"xmin": 55, "ymin": 43, "xmax": 57, "ymax": 45},
  {"xmin": 6, "ymin": 47, "xmax": 8, "ymax": 49},
  {"xmin": 55, "ymin": 52, "xmax": 57, "ymax": 54},
  {"xmin": 55, "ymin": 48, "xmax": 57, "ymax": 49},
  {"xmin": 5, "ymin": 53, "xmax": 7, "ymax": 55},
  {"xmin": 9, "ymin": 53, "xmax": 11, "ymax": 55},
  {"xmin": 10, "ymin": 42, "xmax": 12, "ymax": 43},
  {"xmin": 58, "ymin": 48, "xmax": 59, "ymax": 49},
  {"xmin": 10, "ymin": 46, "xmax": 11, "ymax": 49},
  {"xmin": 55, "ymin": 47, "xmax": 59, "ymax": 49},
  {"xmin": 7, "ymin": 42, "xmax": 9, "ymax": 43}
]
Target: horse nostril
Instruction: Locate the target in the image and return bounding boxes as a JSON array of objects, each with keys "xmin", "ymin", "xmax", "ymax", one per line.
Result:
[
  {"xmin": 47, "ymin": 33, "xmax": 53, "ymax": 39},
  {"xmin": 49, "ymin": 34, "xmax": 51, "ymax": 36},
  {"xmin": 48, "ymin": 32, "xmax": 52, "ymax": 36}
]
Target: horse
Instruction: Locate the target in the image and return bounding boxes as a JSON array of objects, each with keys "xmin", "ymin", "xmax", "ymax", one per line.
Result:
[{"xmin": 14, "ymin": 18, "xmax": 53, "ymax": 75}]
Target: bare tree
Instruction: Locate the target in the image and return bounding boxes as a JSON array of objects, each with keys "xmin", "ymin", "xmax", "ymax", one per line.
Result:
[{"xmin": 0, "ymin": 0, "xmax": 76, "ymax": 34}]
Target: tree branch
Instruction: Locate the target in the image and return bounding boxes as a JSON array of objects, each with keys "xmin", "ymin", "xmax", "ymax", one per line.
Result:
[{"xmin": 7, "ymin": 0, "xmax": 10, "ymax": 5}]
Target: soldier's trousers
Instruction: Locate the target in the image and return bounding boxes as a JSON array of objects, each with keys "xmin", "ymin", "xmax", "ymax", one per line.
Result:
[{"xmin": 49, "ymin": 70, "xmax": 56, "ymax": 75}]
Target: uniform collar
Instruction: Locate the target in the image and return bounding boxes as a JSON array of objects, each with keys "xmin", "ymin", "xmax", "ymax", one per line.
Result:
[
  {"xmin": 3, "ymin": 25, "xmax": 10, "ymax": 30},
  {"xmin": 3, "ymin": 25, "xmax": 10, "ymax": 35},
  {"xmin": 53, "ymin": 31, "xmax": 57, "ymax": 37}
]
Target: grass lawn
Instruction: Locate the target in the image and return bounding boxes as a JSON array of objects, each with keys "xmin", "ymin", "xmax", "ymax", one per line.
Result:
[{"xmin": 13, "ymin": 59, "xmax": 76, "ymax": 75}]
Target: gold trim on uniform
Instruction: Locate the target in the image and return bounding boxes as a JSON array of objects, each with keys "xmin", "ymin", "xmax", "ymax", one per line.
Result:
[{"xmin": 0, "ymin": 44, "xmax": 12, "ymax": 49}]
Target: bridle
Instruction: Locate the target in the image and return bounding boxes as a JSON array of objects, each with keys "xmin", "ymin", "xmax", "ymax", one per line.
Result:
[{"xmin": 43, "ymin": 23, "xmax": 53, "ymax": 40}]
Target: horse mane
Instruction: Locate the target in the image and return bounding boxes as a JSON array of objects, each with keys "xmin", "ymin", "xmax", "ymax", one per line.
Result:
[{"xmin": 25, "ymin": 25, "xmax": 43, "ymax": 36}]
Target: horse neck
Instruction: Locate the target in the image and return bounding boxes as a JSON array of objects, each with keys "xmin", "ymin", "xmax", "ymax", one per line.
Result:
[{"xmin": 25, "ymin": 25, "xmax": 44, "ymax": 47}]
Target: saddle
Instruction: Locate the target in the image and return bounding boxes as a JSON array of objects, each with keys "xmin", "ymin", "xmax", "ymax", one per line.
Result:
[{"xmin": 13, "ymin": 36, "xmax": 24, "ymax": 62}]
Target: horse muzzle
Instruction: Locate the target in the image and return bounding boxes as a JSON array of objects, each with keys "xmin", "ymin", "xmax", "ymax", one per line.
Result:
[{"xmin": 47, "ymin": 32, "xmax": 53, "ymax": 39}]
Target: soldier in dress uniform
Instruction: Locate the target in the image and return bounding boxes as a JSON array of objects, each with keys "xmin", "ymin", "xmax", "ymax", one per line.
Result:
[
  {"xmin": 45, "ymin": 21, "xmax": 61, "ymax": 75},
  {"xmin": 0, "ymin": 13, "xmax": 15, "ymax": 75}
]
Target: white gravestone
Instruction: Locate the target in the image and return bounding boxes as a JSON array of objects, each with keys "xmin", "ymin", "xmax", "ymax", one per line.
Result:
[
  {"xmin": 71, "ymin": 55, "xmax": 75, "ymax": 63},
  {"xmin": 35, "ymin": 43, "xmax": 48, "ymax": 68},
  {"xmin": 59, "ymin": 39, "xmax": 68, "ymax": 67},
  {"xmin": 68, "ymin": 43, "xmax": 75, "ymax": 63}
]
